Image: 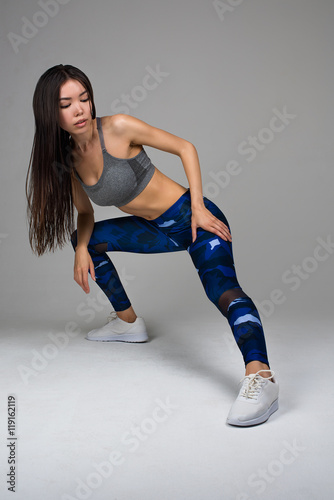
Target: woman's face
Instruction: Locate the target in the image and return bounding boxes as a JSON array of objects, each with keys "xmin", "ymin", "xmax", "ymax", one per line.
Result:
[{"xmin": 58, "ymin": 79, "xmax": 92, "ymax": 134}]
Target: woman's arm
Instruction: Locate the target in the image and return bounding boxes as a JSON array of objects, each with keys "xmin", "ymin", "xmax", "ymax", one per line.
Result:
[
  {"xmin": 75, "ymin": 213, "xmax": 95, "ymax": 251},
  {"xmin": 71, "ymin": 176, "xmax": 96, "ymax": 293},
  {"xmin": 106, "ymin": 114, "xmax": 232, "ymax": 243}
]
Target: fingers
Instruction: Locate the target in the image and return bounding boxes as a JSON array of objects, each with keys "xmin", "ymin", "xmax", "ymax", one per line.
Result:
[
  {"xmin": 81, "ymin": 270, "xmax": 90, "ymax": 294},
  {"xmin": 89, "ymin": 258, "xmax": 96, "ymax": 282},
  {"xmin": 210, "ymin": 214, "xmax": 232, "ymax": 241},
  {"xmin": 73, "ymin": 249, "xmax": 96, "ymax": 293},
  {"xmin": 193, "ymin": 213, "xmax": 232, "ymax": 242},
  {"xmin": 192, "ymin": 206, "xmax": 232, "ymax": 243},
  {"xmin": 74, "ymin": 267, "xmax": 90, "ymax": 293},
  {"xmin": 212, "ymin": 221, "xmax": 232, "ymax": 242},
  {"xmin": 202, "ymin": 212, "xmax": 231, "ymax": 241}
]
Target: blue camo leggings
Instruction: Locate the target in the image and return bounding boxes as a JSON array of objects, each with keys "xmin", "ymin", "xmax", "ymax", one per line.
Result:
[{"xmin": 71, "ymin": 190, "xmax": 269, "ymax": 367}]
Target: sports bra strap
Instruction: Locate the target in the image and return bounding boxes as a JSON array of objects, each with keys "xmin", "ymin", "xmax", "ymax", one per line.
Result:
[{"xmin": 96, "ymin": 117, "xmax": 107, "ymax": 152}]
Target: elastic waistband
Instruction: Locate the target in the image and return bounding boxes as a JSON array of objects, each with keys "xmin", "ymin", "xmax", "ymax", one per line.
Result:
[{"xmin": 151, "ymin": 189, "xmax": 191, "ymax": 225}]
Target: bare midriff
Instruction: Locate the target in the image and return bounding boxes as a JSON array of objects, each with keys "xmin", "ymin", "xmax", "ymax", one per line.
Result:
[{"xmin": 118, "ymin": 167, "xmax": 188, "ymax": 220}]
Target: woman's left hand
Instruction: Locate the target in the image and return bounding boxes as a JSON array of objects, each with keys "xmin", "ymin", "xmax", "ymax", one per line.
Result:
[{"xmin": 191, "ymin": 204, "xmax": 232, "ymax": 243}]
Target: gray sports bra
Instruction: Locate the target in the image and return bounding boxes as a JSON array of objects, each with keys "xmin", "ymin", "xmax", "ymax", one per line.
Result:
[{"xmin": 74, "ymin": 117, "xmax": 155, "ymax": 207}]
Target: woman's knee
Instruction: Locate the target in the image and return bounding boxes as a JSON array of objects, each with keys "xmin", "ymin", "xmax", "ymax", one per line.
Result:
[
  {"xmin": 70, "ymin": 230, "xmax": 108, "ymax": 255},
  {"xmin": 217, "ymin": 287, "xmax": 249, "ymax": 317}
]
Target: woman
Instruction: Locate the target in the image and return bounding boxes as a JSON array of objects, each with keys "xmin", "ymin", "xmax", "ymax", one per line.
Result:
[{"xmin": 26, "ymin": 64, "xmax": 279, "ymax": 426}]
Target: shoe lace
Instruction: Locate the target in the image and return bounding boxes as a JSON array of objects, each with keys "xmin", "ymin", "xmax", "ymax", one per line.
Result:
[
  {"xmin": 107, "ymin": 311, "xmax": 118, "ymax": 323},
  {"xmin": 240, "ymin": 370, "xmax": 275, "ymax": 400}
]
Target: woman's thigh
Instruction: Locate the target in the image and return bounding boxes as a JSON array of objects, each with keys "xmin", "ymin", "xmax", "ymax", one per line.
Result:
[
  {"xmin": 87, "ymin": 215, "xmax": 185, "ymax": 255},
  {"xmin": 188, "ymin": 197, "xmax": 241, "ymax": 306}
]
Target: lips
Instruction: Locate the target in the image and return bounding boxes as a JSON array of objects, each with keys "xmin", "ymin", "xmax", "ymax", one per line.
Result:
[{"xmin": 74, "ymin": 119, "xmax": 87, "ymax": 125}]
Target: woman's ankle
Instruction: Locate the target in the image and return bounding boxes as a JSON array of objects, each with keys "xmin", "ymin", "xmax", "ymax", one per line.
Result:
[
  {"xmin": 116, "ymin": 307, "xmax": 137, "ymax": 323},
  {"xmin": 245, "ymin": 361, "xmax": 271, "ymax": 378}
]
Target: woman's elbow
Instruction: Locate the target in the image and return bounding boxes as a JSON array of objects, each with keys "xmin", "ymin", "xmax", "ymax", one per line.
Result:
[
  {"xmin": 179, "ymin": 140, "xmax": 197, "ymax": 158},
  {"xmin": 179, "ymin": 140, "xmax": 196, "ymax": 156}
]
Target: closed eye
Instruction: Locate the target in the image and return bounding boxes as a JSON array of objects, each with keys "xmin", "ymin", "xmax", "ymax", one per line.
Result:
[{"xmin": 60, "ymin": 98, "xmax": 90, "ymax": 109}]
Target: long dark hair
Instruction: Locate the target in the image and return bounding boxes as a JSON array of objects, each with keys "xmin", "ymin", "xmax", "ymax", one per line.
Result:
[{"xmin": 25, "ymin": 64, "xmax": 96, "ymax": 256}]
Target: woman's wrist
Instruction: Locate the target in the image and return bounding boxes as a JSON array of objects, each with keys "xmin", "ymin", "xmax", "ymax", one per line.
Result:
[
  {"xmin": 75, "ymin": 244, "xmax": 88, "ymax": 252},
  {"xmin": 190, "ymin": 191, "xmax": 205, "ymax": 210}
]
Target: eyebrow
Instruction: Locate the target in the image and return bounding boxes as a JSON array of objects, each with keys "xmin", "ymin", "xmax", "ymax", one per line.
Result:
[{"xmin": 59, "ymin": 90, "xmax": 88, "ymax": 101}]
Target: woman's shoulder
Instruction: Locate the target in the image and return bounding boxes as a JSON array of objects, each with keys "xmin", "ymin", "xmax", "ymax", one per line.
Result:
[
  {"xmin": 100, "ymin": 114, "xmax": 149, "ymax": 140},
  {"xmin": 100, "ymin": 114, "xmax": 133, "ymax": 135}
]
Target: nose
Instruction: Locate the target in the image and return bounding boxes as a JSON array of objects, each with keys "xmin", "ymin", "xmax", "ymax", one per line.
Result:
[{"xmin": 74, "ymin": 101, "xmax": 84, "ymax": 115}]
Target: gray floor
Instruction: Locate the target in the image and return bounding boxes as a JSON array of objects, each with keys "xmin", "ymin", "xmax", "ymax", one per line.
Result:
[{"xmin": 1, "ymin": 303, "xmax": 333, "ymax": 500}]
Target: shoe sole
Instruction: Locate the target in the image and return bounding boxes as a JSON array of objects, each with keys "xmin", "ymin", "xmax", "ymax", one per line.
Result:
[
  {"xmin": 226, "ymin": 398, "xmax": 279, "ymax": 427},
  {"xmin": 85, "ymin": 331, "xmax": 149, "ymax": 342}
]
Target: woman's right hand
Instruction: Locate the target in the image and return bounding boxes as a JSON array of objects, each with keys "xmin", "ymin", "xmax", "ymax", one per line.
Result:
[{"xmin": 73, "ymin": 246, "xmax": 96, "ymax": 294}]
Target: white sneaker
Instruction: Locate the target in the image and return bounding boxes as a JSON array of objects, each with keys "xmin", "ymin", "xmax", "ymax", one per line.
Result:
[
  {"xmin": 226, "ymin": 370, "xmax": 279, "ymax": 427},
  {"xmin": 85, "ymin": 312, "xmax": 148, "ymax": 342}
]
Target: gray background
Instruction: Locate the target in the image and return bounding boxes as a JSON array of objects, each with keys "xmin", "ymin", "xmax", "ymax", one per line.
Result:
[
  {"xmin": 1, "ymin": 1, "xmax": 333, "ymax": 499},
  {"xmin": 1, "ymin": 0, "xmax": 333, "ymax": 322}
]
